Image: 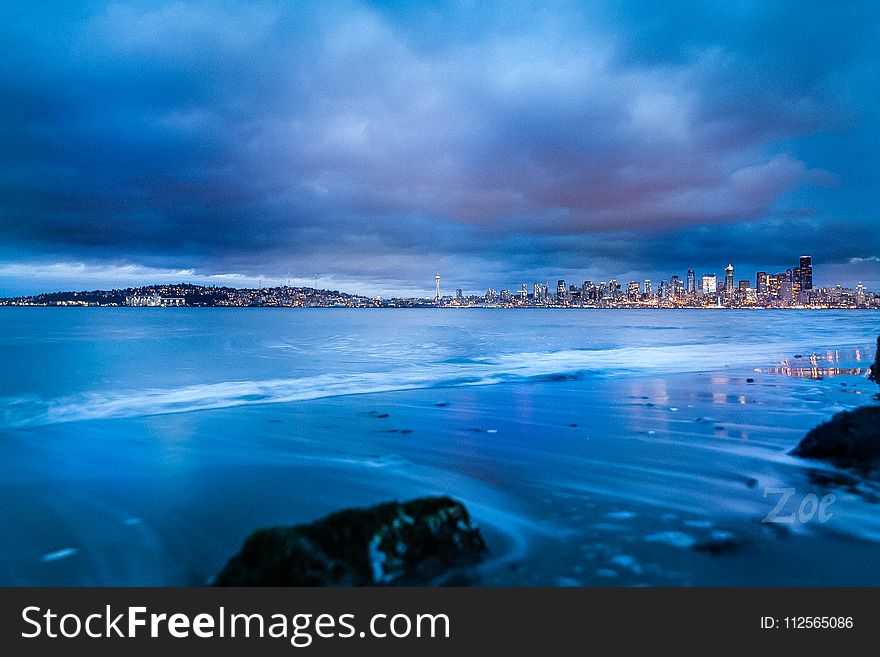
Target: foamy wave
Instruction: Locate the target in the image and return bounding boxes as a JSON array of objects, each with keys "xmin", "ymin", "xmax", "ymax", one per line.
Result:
[{"xmin": 0, "ymin": 342, "xmax": 803, "ymax": 428}]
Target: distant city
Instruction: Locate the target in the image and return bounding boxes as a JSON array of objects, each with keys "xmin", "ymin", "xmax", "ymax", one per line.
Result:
[
  {"xmin": 436, "ymin": 256, "xmax": 878, "ymax": 309},
  {"xmin": 1, "ymin": 255, "xmax": 877, "ymax": 309}
]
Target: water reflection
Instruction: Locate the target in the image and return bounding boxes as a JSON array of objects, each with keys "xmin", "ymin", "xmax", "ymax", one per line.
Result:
[{"xmin": 761, "ymin": 348, "xmax": 872, "ymax": 379}]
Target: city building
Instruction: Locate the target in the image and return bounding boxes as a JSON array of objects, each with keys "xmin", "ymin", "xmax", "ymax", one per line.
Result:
[
  {"xmin": 126, "ymin": 294, "xmax": 185, "ymax": 307},
  {"xmin": 627, "ymin": 281, "xmax": 640, "ymax": 301},
  {"xmin": 701, "ymin": 274, "xmax": 717, "ymax": 295},
  {"xmin": 756, "ymin": 272, "xmax": 769, "ymax": 294},
  {"xmin": 724, "ymin": 265, "xmax": 735, "ymax": 299},
  {"xmin": 799, "ymin": 256, "xmax": 813, "ymax": 292}
]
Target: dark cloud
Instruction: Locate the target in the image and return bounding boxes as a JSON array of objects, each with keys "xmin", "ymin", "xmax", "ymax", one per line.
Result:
[{"xmin": 0, "ymin": 0, "xmax": 877, "ymax": 296}]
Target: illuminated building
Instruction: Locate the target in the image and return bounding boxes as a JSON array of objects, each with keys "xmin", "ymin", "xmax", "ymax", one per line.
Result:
[
  {"xmin": 701, "ymin": 274, "xmax": 717, "ymax": 296},
  {"xmin": 799, "ymin": 256, "xmax": 813, "ymax": 292},
  {"xmin": 756, "ymin": 272, "xmax": 769, "ymax": 293},
  {"xmin": 126, "ymin": 294, "xmax": 185, "ymax": 307},
  {"xmin": 724, "ymin": 265, "xmax": 735, "ymax": 299},
  {"xmin": 669, "ymin": 275, "xmax": 682, "ymax": 299},
  {"xmin": 627, "ymin": 281, "xmax": 641, "ymax": 301}
]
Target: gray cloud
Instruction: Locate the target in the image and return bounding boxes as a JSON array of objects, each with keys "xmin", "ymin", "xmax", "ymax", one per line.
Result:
[{"xmin": 0, "ymin": 0, "xmax": 877, "ymax": 295}]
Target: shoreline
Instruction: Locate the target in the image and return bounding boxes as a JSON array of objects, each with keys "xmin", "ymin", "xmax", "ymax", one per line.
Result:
[
  {"xmin": 2, "ymin": 363, "xmax": 879, "ymax": 586},
  {"xmin": 2, "ymin": 305, "xmax": 878, "ymax": 311}
]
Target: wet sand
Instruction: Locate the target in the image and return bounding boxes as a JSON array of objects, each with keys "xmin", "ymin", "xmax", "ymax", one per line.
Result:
[{"xmin": 2, "ymin": 359, "xmax": 879, "ymax": 586}]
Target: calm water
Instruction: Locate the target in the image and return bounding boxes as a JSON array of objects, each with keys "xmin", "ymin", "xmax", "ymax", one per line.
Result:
[{"xmin": 1, "ymin": 308, "xmax": 879, "ymax": 585}]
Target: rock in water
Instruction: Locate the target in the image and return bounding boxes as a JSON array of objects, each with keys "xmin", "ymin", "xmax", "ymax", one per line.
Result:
[
  {"xmin": 214, "ymin": 497, "xmax": 488, "ymax": 586},
  {"xmin": 791, "ymin": 406, "xmax": 880, "ymax": 473}
]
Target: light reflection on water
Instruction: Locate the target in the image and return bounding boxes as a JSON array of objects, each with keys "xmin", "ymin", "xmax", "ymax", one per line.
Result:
[{"xmin": 760, "ymin": 348, "xmax": 872, "ymax": 379}]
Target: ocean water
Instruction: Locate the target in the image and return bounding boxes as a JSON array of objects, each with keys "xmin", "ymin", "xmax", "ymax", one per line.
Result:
[{"xmin": 1, "ymin": 308, "xmax": 879, "ymax": 586}]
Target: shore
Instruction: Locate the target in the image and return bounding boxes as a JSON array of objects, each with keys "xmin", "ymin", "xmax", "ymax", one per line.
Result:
[{"xmin": 2, "ymin": 360, "xmax": 879, "ymax": 586}]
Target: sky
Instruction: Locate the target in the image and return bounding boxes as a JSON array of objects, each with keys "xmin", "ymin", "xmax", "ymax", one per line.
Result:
[{"xmin": 1, "ymin": 0, "xmax": 878, "ymax": 297}]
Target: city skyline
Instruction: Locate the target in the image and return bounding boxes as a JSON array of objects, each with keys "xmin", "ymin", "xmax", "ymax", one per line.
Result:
[
  {"xmin": 1, "ymin": 2, "xmax": 879, "ymax": 297},
  {"xmin": 4, "ymin": 253, "xmax": 878, "ymax": 309},
  {"xmin": 0, "ymin": 251, "xmax": 874, "ymax": 300},
  {"xmin": 429, "ymin": 254, "xmax": 876, "ymax": 308}
]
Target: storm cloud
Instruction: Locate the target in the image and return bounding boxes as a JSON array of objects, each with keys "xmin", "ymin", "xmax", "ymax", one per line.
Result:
[{"xmin": 0, "ymin": 1, "xmax": 878, "ymax": 296}]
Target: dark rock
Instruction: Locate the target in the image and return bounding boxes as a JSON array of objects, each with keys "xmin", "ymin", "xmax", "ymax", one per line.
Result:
[
  {"xmin": 746, "ymin": 378, "xmax": 755, "ymax": 383},
  {"xmin": 693, "ymin": 531, "xmax": 738, "ymax": 554},
  {"xmin": 214, "ymin": 497, "xmax": 488, "ymax": 586},
  {"xmin": 375, "ymin": 413, "xmax": 389, "ymax": 419},
  {"xmin": 791, "ymin": 406, "xmax": 880, "ymax": 473}
]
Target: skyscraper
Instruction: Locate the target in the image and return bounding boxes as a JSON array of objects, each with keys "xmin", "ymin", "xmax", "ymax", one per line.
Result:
[
  {"xmin": 670, "ymin": 275, "xmax": 682, "ymax": 299},
  {"xmin": 724, "ymin": 265, "xmax": 735, "ymax": 298},
  {"xmin": 686, "ymin": 269, "xmax": 696, "ymax": 295},
  {"xmin": 799, "ymin": 256, "xmax": 813, "ymax": 292},
  {"xmin": 609, "ymin": 279, "xmax": 621, "ymax": 299},
  {"xmin": 767, "ymin": 273, "xmax": 781, "ymax": 300},
  {"xmin": 756, "ymin": 272, "xmax": 769, "ymax": 293},
  {"xmin": 701, "ymin": 274, "xmax": 717, "ymax": 296},
  {"xmin": 627, "ymin": 281, "xmax": 640, "ymax": 301},
  {"xmin": 556, "ymin": 280, "xmax": 566, "ymax": 301}
]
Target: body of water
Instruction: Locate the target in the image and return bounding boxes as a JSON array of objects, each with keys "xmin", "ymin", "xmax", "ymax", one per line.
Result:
[{"xmin": 1, "ymin": 308, "xmax": 878, "ymax": 585}]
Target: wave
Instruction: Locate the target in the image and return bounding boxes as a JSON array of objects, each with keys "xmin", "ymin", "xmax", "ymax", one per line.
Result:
[{"xmin": 0, "ymin": 341, "xmax": 842, "ymax": 429}]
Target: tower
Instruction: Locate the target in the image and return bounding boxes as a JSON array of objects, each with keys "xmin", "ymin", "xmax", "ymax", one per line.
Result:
[
  {"xmin": 434, "ymin": 274, "xmax": 441, "ymax": 302},
  {"xmin": 799, "ymin": 255, "xmax": 813, "ymax": 291},
  {"xmin": 724, "ymin": 264, "xmax": 735, "ymax": 298},
  {"xmin": 686, "ymin": 269, "xmax": 696, "ymax": 295},
  {"xmin": 556, "ymin": 280, "xmax": 566, "ymax": 300}
]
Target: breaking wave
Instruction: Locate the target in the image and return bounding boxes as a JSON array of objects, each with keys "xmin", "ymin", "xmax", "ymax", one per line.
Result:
[{"xmin": 0, "ymin": 341, "xmax": 828, "ymax": 429}]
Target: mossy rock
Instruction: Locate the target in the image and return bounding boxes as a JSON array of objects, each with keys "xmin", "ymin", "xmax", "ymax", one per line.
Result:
[{"xmin": 215, "ymin": 496, "xmax": 488, "ymax": 586}]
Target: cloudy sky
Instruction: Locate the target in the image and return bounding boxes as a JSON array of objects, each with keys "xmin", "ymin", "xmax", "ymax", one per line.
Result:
[{"xmin": 1, "ymin": 0, "xmax": 878, "ymax": 297}]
